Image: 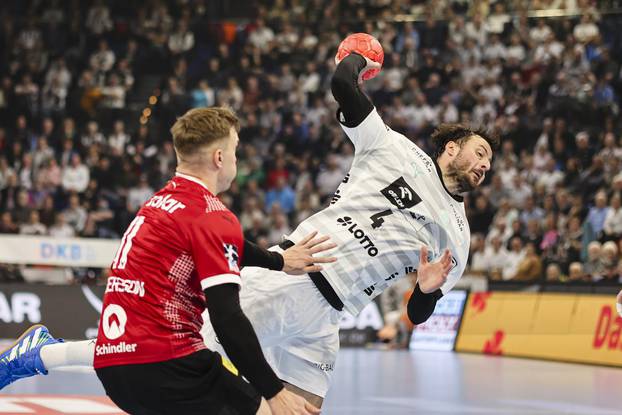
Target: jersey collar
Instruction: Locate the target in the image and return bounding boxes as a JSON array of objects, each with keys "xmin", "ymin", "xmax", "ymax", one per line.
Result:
[
  {"xmin": 175, "ymin": 172, "xmax": 213, "ymax": 194},
  {"xmin": 433, "ymin": 159, "xmax": 464, "ymax": 203}
]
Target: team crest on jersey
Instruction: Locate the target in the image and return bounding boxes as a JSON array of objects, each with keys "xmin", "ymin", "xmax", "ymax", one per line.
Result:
[
  {"xmin": 380, "ymin": 177, "xmax": 421, "ymax": 209},
  {"xmin": 223, "ymin": 244, "xmax": 240, "ymax": 272}
]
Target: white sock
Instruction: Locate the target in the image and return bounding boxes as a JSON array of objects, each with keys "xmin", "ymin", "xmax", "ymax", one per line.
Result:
[{"xmin": 40, "ymin": 340, "xmax": 95, "ymax": 370}]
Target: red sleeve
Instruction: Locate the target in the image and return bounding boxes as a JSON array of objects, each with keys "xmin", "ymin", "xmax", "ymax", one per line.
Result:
[{"xmin": 187, "ymin": 213, "xmax": 244, "ymax": 290}]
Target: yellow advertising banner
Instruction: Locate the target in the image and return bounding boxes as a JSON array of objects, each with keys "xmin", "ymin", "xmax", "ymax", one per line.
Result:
[{"xmin": 455, "ymin": 292, "xmax": 622, "ymax": 366}]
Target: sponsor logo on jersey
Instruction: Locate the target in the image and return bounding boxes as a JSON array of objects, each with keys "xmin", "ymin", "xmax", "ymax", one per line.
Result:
[
  {"xmin": 384, "ymin": 271, "xmax": 399, "ymax": 281},
  {"xmin": 95, "ymin": 341, "xmax": 138, "ymax": 356},
  {"xmin": 223, "ymin": 244, "xmax": 240, "ymax": 272},
  {"xmin": 204, "ymin": 194, "xmax": 228, "ymax": 213},
  {"xmin": 145, "ymin": 194, "xmax": 186, "ymax": 213},
  {"xmin": 451, "ymin": 255, "xmax": 458, "ymax": 270},
  {"xmin": 311, "ymin": 362, "xmax": 334, "ymax": 372},
  {"xmin": 330, "ymin": 189, "xmax": 341, "ymax": 205},
  {"xmin": 102, "ymin": 304, "xmax": 127, "ymax": 340},
  {"xmin": 412, "ymin": 147, "xmax": 434, "ymax": 173},
  {"xmin": 363, "ymin": 284, "xmax": 376, "ymax": 296},
  {"xmin": 449, "ymin": 203, "xmax": 466, "ymax": 233},
  {"xmin": 381, "ymin": 177, "xmax": 421, "ymax": 209},
  {"xmin": 105, "ymin": 276, "xmax": 145, "ymax": 297},
  {"xmin": 336, "ymin": 216, "xmax": 378, "ymax": 257}
]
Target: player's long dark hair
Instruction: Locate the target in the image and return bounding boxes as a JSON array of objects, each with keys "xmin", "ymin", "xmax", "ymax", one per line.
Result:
[{"xmin": 430, "ymin": 124, "xmax": 500, "ymax": 159}]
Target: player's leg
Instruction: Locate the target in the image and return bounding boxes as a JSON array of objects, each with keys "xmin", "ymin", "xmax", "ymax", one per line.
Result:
[
  {"xmin": 0, "ymin": 325, "xmax": 83, "ymax": 389},
  {"xmin": 96, "ymin": 349, "xmax": 262, "ymax": 415},
  {"xmin": 39, "ymin": 338, "xmax": 95, "ymax": 368}
]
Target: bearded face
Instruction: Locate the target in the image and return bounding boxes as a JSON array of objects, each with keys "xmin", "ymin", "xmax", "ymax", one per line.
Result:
[{"xmin": 447, "ymin": 148, "xmax": 480, "ymax": 193}]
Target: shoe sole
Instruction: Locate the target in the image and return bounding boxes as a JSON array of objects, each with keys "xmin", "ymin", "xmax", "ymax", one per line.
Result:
[{"xmin": 0, "ymin": 324, "xmax": 45, "ymax": 360}]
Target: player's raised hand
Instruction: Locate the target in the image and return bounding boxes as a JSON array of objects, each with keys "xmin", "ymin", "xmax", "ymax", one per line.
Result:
[
  {"xmin": 281, "ymin": 231, "xmax": 337, "ymax": 275},
  {"xmin": 417, "ymin": 246, "xmax": 452, "ymax": 294},
  {"xmin": 334, "ymin": 52, "xmax": 382, "ymax": 85},
  {"xmin": 268, "ymin": 388, "xmax": 321, "ymax": 414}
]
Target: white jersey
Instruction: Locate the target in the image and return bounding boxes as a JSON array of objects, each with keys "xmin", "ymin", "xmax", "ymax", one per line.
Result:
[{"xmin": 287, "ymin": 109, "xmax": 470, "ymax": 315}]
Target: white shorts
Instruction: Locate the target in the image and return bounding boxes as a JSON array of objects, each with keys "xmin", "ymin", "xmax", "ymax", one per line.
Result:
[{"xmin": 201, "ymin": 266, "xmax": 342, "ymax": 397}]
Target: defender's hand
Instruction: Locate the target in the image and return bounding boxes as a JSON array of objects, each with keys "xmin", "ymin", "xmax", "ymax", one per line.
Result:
[
  {"xmin": 417, "ymin": 246, "xmax": 452, "ymax": 294},
  {"xmin": 268, "ymin": 388, "xmax": 321, "ymax": 415},
  {"xmin": 281, "ymin": 231, "xmax": 337, "ymax": 275}
]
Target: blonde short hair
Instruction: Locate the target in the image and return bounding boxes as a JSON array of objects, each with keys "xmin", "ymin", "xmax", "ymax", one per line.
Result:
[{"xmin": 171, "ymin": 107, "xmax": 240, "ymax": 157}]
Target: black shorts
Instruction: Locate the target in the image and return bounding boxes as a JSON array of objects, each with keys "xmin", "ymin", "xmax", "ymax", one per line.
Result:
[{"xmin": 95, "ymin": 349, "xmax": 261, "ymax": 415}]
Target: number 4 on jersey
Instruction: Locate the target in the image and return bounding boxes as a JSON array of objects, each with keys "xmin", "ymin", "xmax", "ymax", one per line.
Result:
[{"xmin": 370, "ymin": 209, "xmax": 392, "ymax": 229}]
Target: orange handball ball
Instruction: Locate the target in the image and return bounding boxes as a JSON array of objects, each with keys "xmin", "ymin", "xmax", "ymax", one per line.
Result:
[{"xmin": 335, "ymin": 33, "xmax": 384, "ymax": 81}]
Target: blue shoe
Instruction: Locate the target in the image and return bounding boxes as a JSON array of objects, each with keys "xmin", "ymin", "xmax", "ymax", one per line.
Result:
[{"xmin": 0, "ymin": 325, "xmax": 63, "ymax": 390}]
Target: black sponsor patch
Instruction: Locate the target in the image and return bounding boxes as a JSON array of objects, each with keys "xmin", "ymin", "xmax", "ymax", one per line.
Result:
[{"xmin": 380, "ymin": 177, "xmax": 420, "ymax": 209}]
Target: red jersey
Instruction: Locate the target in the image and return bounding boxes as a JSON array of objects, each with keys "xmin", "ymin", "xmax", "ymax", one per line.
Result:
[{"xmin": 94, "ymin": 173, "xmax": 244, "ymax": 369}]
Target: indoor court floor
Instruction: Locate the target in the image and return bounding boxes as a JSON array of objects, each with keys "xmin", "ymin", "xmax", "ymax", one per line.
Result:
[{"xmin": 2, "ymin": 349, "xmax": 621, "ymax": 414}]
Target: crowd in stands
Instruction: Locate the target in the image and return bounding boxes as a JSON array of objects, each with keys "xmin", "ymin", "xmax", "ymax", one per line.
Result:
[{"xmin": 1, "ymin": 0, "xmax": 622, "ymax": 285}]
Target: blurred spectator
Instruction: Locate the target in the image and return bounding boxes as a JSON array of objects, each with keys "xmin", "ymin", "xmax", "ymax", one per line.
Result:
[
  {"xmin": 603, "ymin": 193, "xmax": 622, "ymax": 241},
  {"xmin": 267, "ymin": 212, "xmax": 291, "ymax": 246},
  {"xmin": 600, "ymin": 241, "xmax": 619, "ymax": 281},
  {"xmin": 573, "ymin": 14, "xmax": 599, "ymax": 44},
  {"xmin": 63, "ymin": 194, "xmax": 87, "ymax": 234},
  {"xmin": 48, "ymin": 212, "xmax": 75, "ymax": 238},
  {"xmin": 89, "ymin": 39, "xmax": 116, "ymax": 75},
  {"xmin": 108, "ymin": 120, "xmax": 130, "ymax": 154},
  {"xmin": 512, "ymin": 243, "xmax": 543, "ymax": 282},
  {"xmin": 19, "ymin": 210, "xmax": 46, "ymax": 235},
  {"xmin": 316, "ymin": 155, "xmax": 344, "ymax": 199},
  {"xmin": 586, "ymin": 191, "xmax": 610, "ymax": 237},
  {"xmin": 62, "ymin": 154, "xmax": 90, "ymax": 193},
  {"xmin": 584, "ymin": 241, "xmax": 605, "ymax": 281},
  {"xmin": 502, "ymin": 237, "xmax": 524, "ymax": 280},
  {"xmin": 520, "ymin": 196, "xmax": 545, "ymax": 226},
  {"xmin": 568, "ymin": 262, "xmax": 587, "ymax": 282},
  {"xmin": 265, "ymin": 177, "xmax": 295, "ymax": 215},
  {"xmin": 127, "ymin": 176, "xmax": 154, "ymax": 213},
  {"xmin": 545, "ymin": 263, "xmax": 564, "ymax": 282},
  {"xmin": 0, "ymin": 212, "xmax": 18, "ymax": 234},
  {"xmin": 468, "ymin": 194, "xmax": 495, "ymax": 235},
  {"xmin": 191, "ymin": 80, "xmax": 216, "ymax": 108},
  {"xmin": 168, "ymin": 21, "xmax": 194, "ymax": 55}
]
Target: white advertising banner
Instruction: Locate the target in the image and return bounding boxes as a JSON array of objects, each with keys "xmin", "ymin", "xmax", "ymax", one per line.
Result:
[
  {"xmin": 0, "ymin": 235, "xmax": 120, "ymax": 267},
  {"xmin": 409, "ymin": 290, "xmax": 467, "ymax": 351}
]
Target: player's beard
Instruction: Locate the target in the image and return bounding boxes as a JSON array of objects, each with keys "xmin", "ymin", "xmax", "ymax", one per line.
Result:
[{"xmin": 446, "ymin": 150, "xmax": 477, "ymax": 193}]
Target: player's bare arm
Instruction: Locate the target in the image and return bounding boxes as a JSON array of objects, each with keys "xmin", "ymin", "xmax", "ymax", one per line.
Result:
[
  {"xmin": 242, "ymin": 231, "xmax": 336, "ymax": 274},
  {"xmin": 281, "ymin": 231, "xmax": 337, "ymax": 275},
  {"xmin": 405, "ymin": 247, "xmax": 453, "ymax": 325}
]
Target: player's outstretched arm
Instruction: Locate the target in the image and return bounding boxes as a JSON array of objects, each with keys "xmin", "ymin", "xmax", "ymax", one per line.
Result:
[
  {"xmin": 406, "ymin": 247, "xmax": 451, "ymax": 324},
  {"xmin": 205, "ymin": 284, "xmax": 320, "ymax": 414},
  {"xmin": 242, "ymin": 232, "xmax": 336, "ymax": 274},
  {"xmin": 331, "ymin": 53, "xmax": 379, "ymax": 127}
]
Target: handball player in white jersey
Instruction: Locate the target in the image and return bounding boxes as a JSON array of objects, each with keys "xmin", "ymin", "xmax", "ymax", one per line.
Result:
[{"xmin": 1, "ymin": 52, "xmax": 498, "ymax": 408}]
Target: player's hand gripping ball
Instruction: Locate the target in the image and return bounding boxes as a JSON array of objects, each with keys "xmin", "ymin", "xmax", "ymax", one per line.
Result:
[{"xmin": 335, "ymin": 33, "xmax": 384, "ymax": 81}]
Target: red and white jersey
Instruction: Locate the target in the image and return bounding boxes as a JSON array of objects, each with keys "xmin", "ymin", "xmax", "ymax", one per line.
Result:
[{"xmin": 94, "ymin": 173, "xmax": 244, "ymax": 369}]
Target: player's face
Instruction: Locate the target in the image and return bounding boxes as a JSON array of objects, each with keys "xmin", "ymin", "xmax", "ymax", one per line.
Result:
[
  {"xmin": 218, "ymin": 127, "xmax": 239, "ymax": 192},
  {"xmin": 449, "ymin": 135, "xmax": 493, "ymax": 193}
]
